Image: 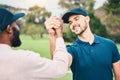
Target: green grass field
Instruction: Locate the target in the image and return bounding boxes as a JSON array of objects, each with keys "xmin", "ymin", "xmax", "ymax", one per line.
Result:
[
  {"xmin": 16, "ymin": 35, "xmax": 51, "ymax": 58},
  {"xmin": 16, "ymin": 35, "xmax": 120, "ymax": 80}
]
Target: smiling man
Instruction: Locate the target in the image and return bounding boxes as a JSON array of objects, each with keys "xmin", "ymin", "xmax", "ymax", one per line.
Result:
[
  {"xmin": 62, "ymin": 8, "xmax": 120, "ymax": 80},
  {"xmin": 47, "ymin": 8, "xmax": 120, "ymax": 80}
]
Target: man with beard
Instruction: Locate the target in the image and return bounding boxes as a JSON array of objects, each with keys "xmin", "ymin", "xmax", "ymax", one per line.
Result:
[
  {"xmin": 46, "ymin": 8, "xmax": 120, "ymax": 80},
  {"xmin": 0, "ymin": 8, "xmax": 70, "ymax": 80}
]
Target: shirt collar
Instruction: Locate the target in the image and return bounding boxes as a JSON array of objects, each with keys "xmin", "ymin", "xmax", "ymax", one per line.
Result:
[
  {"xmin": 93, "ymin": 34, "xmax": 100, "ymax": 44},
  {"xmin": 75, "ymin": 34, "xmax": 100, "ymax": 45},
  {"xmin": 0, "ymin": 43, "xmax": 11, "ymax": 49}
]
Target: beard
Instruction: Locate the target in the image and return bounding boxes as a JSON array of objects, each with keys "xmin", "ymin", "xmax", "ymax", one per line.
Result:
[
  {"xmin": 11, "ymin": 27, "xmax": 21, "ymax": 47},
  {"xmin": 78, "ymin": 24, "xmax": 87, "ymax": 35},
  {"xmin": 77, "ymin": 21, "xmax": 88, "ymax": 35}
]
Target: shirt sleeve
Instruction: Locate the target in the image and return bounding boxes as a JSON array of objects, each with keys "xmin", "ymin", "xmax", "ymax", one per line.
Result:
[
  {"xmin": 66, "ymin": 45, "xmax": 74, "ymax": 60},
  {"xmin": 111, "ymin": 41, "xmax": 120, "ymax": 63},
  {"xmin": 18, "ymin": 37, "xmax": 68, "ymax": 79}
]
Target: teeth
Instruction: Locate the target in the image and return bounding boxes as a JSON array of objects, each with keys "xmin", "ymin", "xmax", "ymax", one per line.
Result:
[{"xmin": 75, "ymin": 27, "xmax": 79, "ymax": 31}]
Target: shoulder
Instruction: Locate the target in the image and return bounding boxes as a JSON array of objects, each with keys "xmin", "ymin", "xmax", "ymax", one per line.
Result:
[
  {"xmin": 96, "ymin": 35, "xmax": 115, "ymax": 45},
  {"xmin": 95, "ymin": 35, "xmax": 118, "ymax": 50},
  {"xmin": 66, "ymin": 39, "xmax": 79, "ymax": 56},
  {"xmin": 12, "ymin": 49, "xmax": 47, "ymax": 68},
  {"xmin": 66, "ymin": 42, "xmax": 78, "ymax": 51},
  {"xmin": 66, "ymin": 38, "xmax": 79, "ymax": 47},
  {"xmin": 13, "ymin": 49, "xmax": 41, "ymax": 60}
]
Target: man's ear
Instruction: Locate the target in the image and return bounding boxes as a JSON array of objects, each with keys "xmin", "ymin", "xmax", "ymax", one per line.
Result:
[
  {"xmin": 6, "ymin": 25, "xmax": 13, "ymax": 34},
  {"xmin": 85, "ymin": 16, "xmax": 90, "ymax": 22}
]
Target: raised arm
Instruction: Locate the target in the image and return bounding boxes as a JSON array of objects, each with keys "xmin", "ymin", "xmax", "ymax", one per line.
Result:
[
  {"xmin": 45, "ymin": 17, "xmax": 72, "ymax": 66},
  {"xmin": 48, "ymin": 33, "xmax": 56, "ymax": 59},
  {"xmin": 45, "ymin": 17, "xmax": 63, "ymax": 58}
]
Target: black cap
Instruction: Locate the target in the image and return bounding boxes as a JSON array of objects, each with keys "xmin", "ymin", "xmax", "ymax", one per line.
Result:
[
  {"xmin": 0, "ymin": 8, "xmax": 25, "ymax": 31},
  {"xmin": 62, "ymin": 8, "xmax": 88, "ymax": 23}
]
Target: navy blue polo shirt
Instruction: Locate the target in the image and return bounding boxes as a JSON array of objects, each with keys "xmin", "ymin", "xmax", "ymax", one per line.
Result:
[{"xmin": 66, "ymin": 35, "xmax": 120, "ymax": 80}]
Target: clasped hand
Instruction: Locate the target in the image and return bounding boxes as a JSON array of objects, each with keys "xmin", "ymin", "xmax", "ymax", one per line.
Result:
[{"xmin": 45, "ymin": 17, "xmax": 63, "ymax": 37}]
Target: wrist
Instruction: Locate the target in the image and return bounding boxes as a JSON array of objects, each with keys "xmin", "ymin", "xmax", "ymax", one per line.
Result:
[
  {"xmin": 56, "ymin": 34, "xmax": 62, "ymax": 38},
  {"xmin": 48, "ymin": 34, "xmax": 56, "ymax": 39},
  {"xmin": 56, "ymin": 31, "xmax": 62, "ymax": 38}
]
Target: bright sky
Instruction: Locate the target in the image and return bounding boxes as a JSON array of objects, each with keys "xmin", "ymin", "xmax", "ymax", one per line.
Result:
[{"xmin": 0, "ymin": 0, "xmax": 107, "ymax": 16}]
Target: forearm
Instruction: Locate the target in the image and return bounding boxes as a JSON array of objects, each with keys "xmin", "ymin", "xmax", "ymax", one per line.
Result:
[
  {"xmin": 49, "ymin": 34, "xmax": 56, "ymax": 59},
  {"xmin": 48, "ymin": 30, "xmax": 63, "ymax": 59},
  {"xmin": 115, "ymin": 73, "xmax": 120, "ymax": 80},
  {"xmin": 52, "ymin": 37, "xmax": 68, "ymax": 76},
  {"xmin": 114, "ymin": 68, "xmax": 120, "ymax": 80},
  {"xmin": 24, "ymin": 50, "xmax": 68, "ymax": 78},
  {"xmin": 115, "ymin": 76, "xmax": 120, "ymax": 80},
  {"xmin": 37, "ymin": 37, "xmax": 68, "ymax": 78},
  {"xmin": 113, "ymin": 60, "xmax": 120, "ymax": 80}
]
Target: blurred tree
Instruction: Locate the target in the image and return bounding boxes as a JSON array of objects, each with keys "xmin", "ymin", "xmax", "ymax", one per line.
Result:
[
  {"xmin": 0, "ymin": 4, "xmax": 25, "ymax": 13},
  {"xmin": 58, "ymin": 0, "xmax": 108, "ymax": 42},
  {"xmin": 102, "ymin": 0, "xmax": 120, "ymax": 42},
  {"xmin": 24, "ymin": 5, "xmax": 51, "ymax": 39},
  {"xmin": 63, "ymin": 25, "xmax": 77, "ymax": 42},
  {"xmin": 27, "ymin": 5, "xmax": 51, "ymax": 24},
  {"xmin": 89, "ymin": 13, "xmax": 107, "ymax": 37},
  {"xmin": 104, "ymin": 0, "xmax": 120, "ymax": 15},
  {"xmin": 58, "ymin": 0, "xmax": 94, "ymax": 12}
]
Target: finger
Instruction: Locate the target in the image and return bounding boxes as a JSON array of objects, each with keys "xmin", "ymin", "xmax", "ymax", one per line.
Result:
[{"xmin": 45, "ymin": 17, "xmax": 62, "ymax": 29}]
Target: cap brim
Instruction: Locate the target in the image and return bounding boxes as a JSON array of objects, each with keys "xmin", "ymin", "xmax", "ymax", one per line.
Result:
[
  {"xmin": 62, "ymin": 12, "xmax": 79, "ymax": 23},
  {"xmin": 10, "ymin": 13, "xmax": 25, "ymax": 24}
]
